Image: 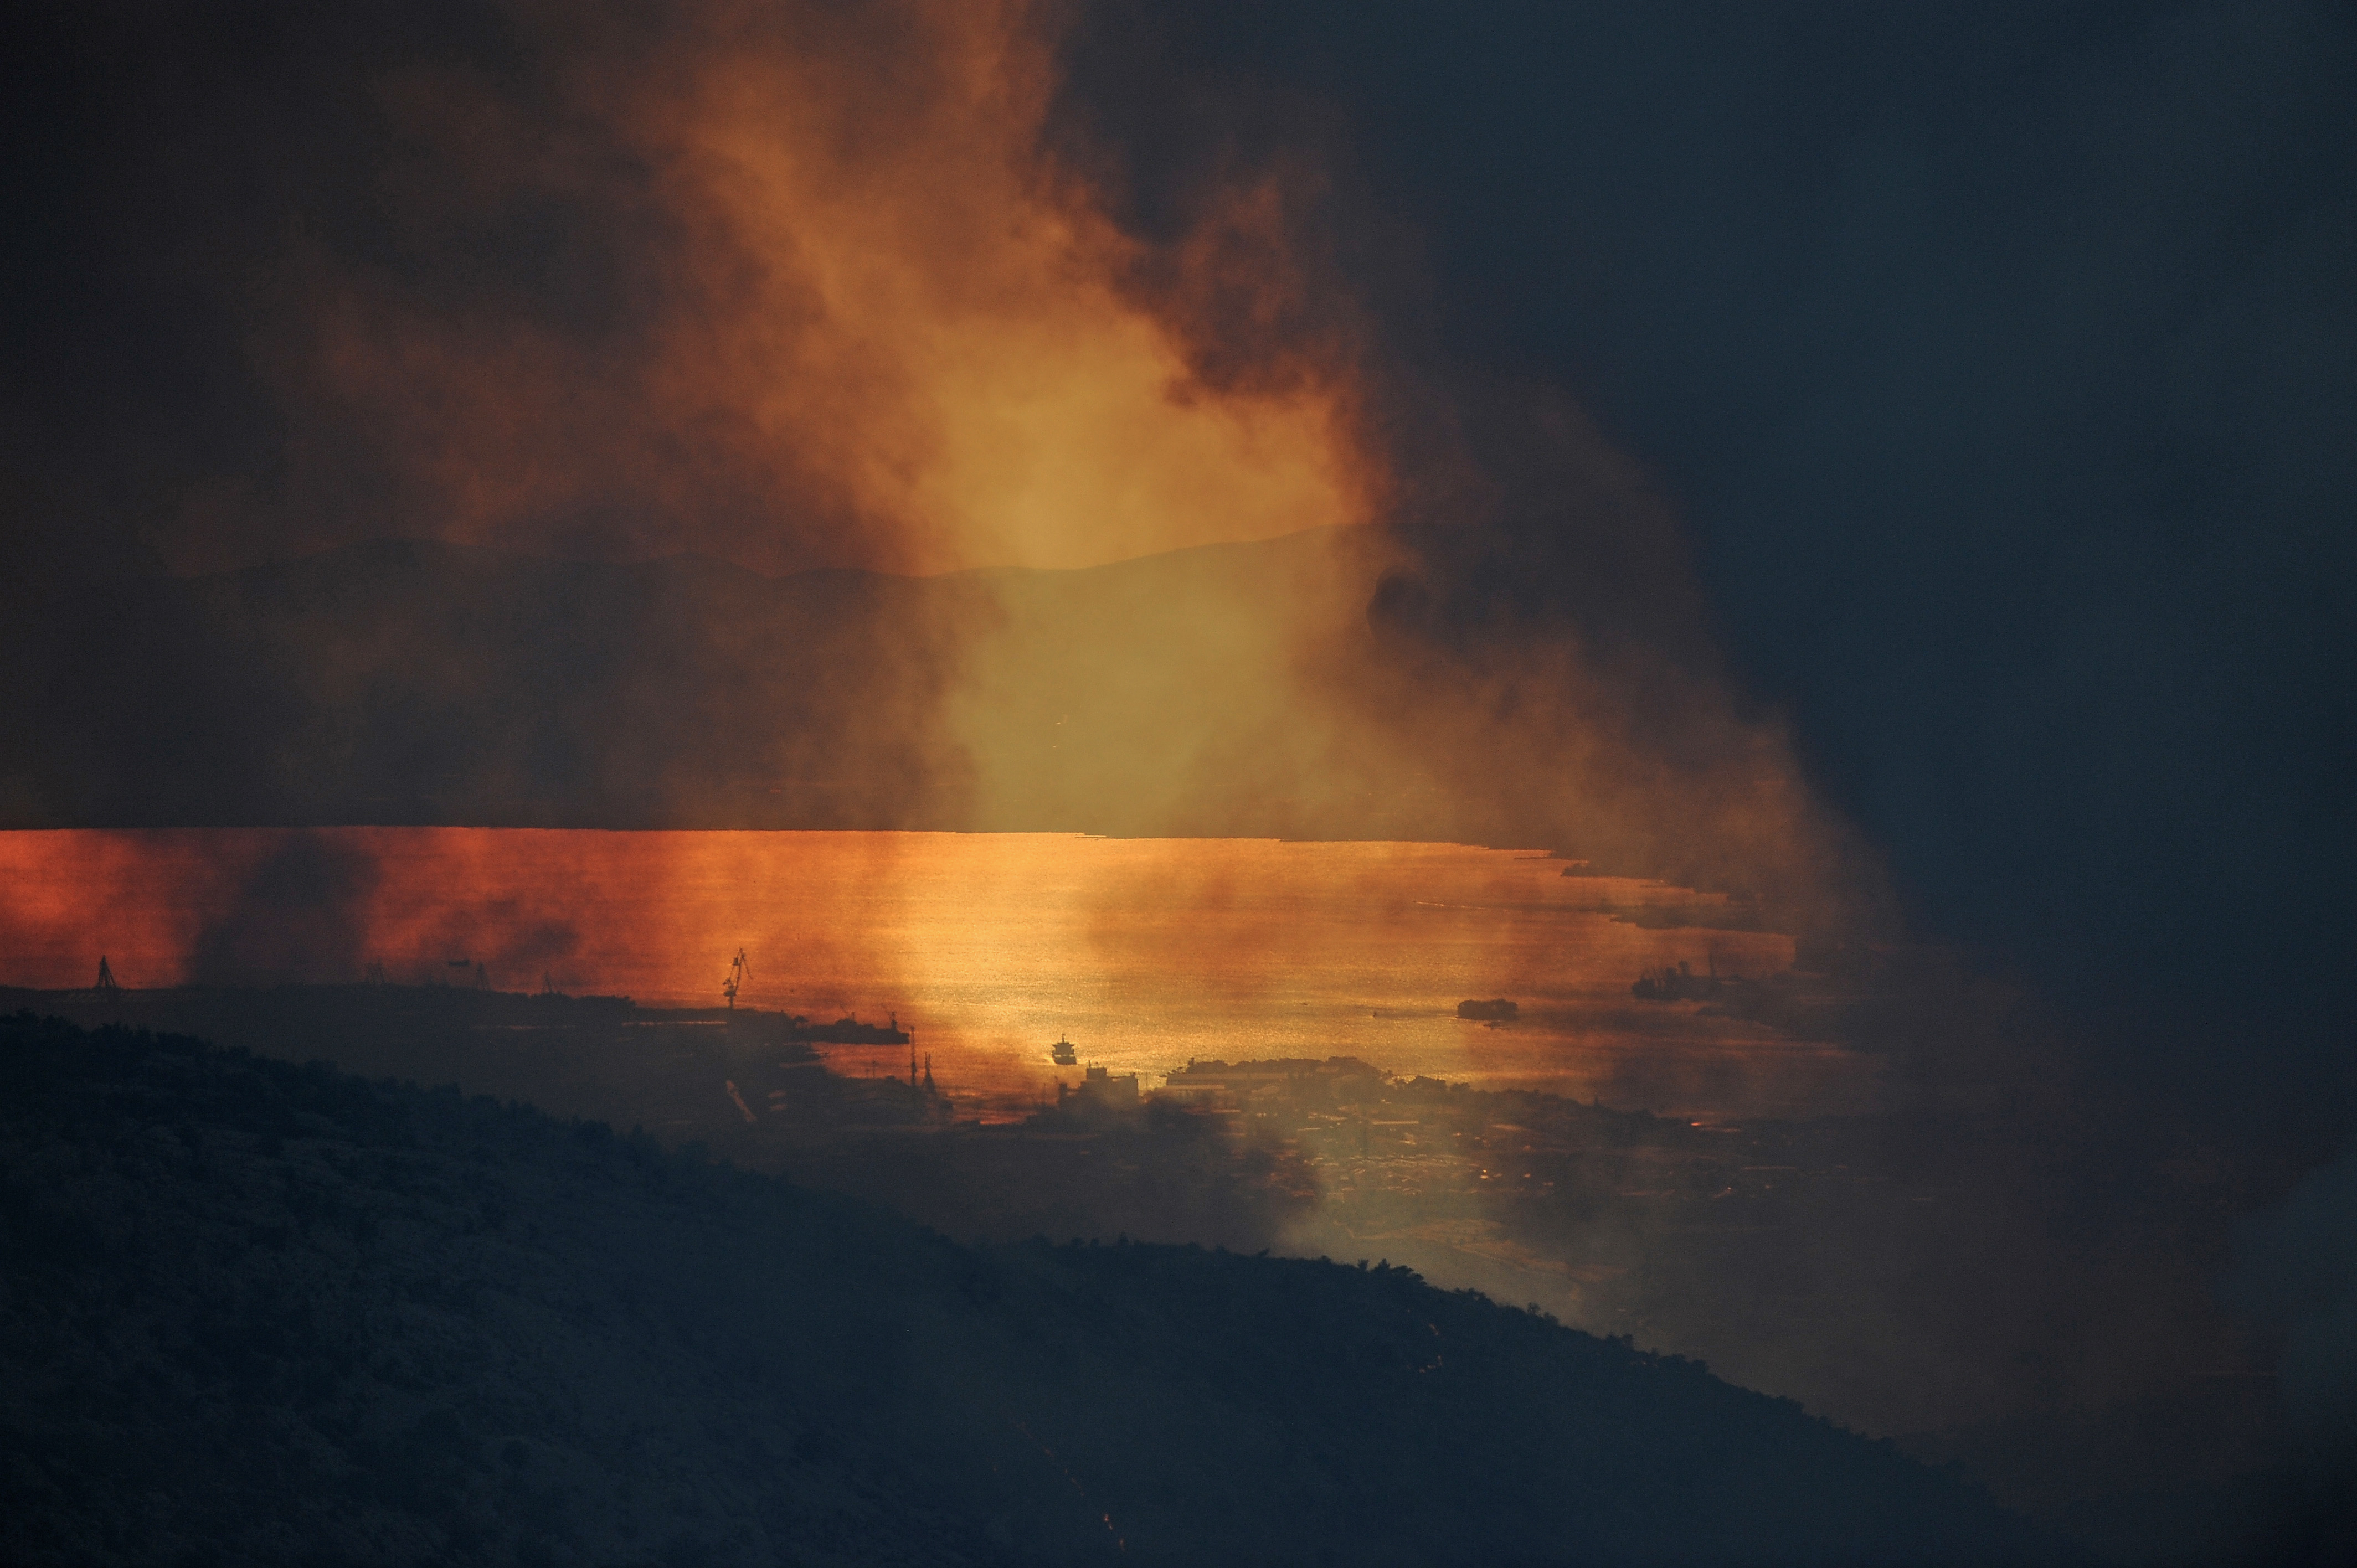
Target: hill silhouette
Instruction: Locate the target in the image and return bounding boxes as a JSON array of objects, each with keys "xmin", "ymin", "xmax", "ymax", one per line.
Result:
[{"xmin": 0, "ymin": 1012, "xmax": 2070, "ymax": 1566}]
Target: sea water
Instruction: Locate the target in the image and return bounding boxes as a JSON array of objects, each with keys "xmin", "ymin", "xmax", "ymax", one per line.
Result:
[{"xmin": 0, "ymin": 828, "xmax": 1880, "ymax": 1121}]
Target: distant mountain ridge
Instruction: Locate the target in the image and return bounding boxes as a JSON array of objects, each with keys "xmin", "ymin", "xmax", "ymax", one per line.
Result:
[
  {"xmin": 3, "ymin": 524, "xmax": 1839, "ymax": 891},
  {"xmin": 177, "ymin": 534, "xmax": 997, "ymax": 830},
  {"xmin": 7, "ymin": 528, "xmax": 1437, "ymax": 836}
]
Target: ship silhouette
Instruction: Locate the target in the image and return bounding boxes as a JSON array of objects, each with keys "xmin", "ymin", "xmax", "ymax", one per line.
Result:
[{"xmin": 792, "ymin": 1012, "xmax": 909, "ymax": 1045}]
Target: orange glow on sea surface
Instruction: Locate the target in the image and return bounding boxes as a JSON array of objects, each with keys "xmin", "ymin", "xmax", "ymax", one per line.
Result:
[{"xmin": 0, "ymin": 829, "xmax": 1879, "ymax": 1121}]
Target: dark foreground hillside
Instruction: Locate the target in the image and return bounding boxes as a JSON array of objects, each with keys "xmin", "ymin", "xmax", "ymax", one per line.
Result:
[{"xmin": 0, "ymin": 1014, "xmax": 2068, "ymax": 1566}]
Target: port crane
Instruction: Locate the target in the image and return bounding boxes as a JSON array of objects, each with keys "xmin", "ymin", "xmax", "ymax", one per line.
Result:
[{"xmin": 722, "ymin": 947, "xmax": 750, "ymax": 1009}]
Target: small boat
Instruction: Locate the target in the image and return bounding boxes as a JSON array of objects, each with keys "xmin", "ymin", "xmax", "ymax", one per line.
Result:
[{"xmin": 1049, "ymin": 1033, "xmax": 1078, "ymax": 1066}]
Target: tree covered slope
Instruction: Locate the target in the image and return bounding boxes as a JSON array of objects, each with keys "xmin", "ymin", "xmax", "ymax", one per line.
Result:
[{"xmin": 0, "ymin": 1013, "xmax": 2069, "ymax": 1566}]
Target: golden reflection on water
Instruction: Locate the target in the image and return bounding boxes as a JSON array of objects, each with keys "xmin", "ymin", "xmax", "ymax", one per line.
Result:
[{"xmin": 0, "ymin": 829, "xmax": 1879, "ymax": 1121}]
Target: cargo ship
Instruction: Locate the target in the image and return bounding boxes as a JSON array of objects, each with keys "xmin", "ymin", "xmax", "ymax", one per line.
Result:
[{"xmin": 792, "ymin": 1012, "xmax": 910, "ymax": 1045}]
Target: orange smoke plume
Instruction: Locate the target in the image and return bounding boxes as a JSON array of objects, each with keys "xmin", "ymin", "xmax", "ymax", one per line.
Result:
[
  {"xmin": 276, "ymin": 0, "xmax": 1375, "ymax": 577},
  {"xmin": 192, "ymin": 0, "xmax": 1878, "ymax": 932}
]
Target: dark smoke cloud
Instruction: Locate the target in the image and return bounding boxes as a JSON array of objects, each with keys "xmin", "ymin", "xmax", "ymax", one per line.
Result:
[
  {"xmin": 2230, "ymin": 1142, "xmax": 2357, "ymax": 1465},
  {"xmin": 1049, "ymin": 0, "xmax": 2357, "ymax": 1134},
  {"xmin": 1039, "ymin": 18, "xmax": 2357, "ymax": 1539}
]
